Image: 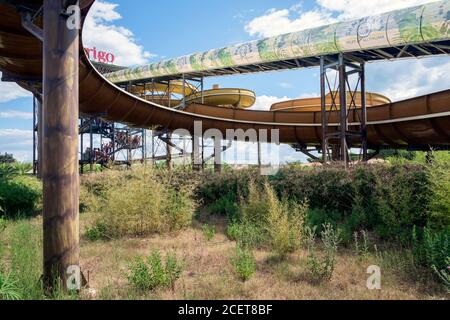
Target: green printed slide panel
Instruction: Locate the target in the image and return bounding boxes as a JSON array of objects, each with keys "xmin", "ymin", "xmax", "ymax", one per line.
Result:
[
  {"xmin": 387, "ymin": 5, "xmax": 423, "ymax": 45},
  {"xmin": 229, "ymin": 41, "xmax": 261, "ymax": 66},
  {"xmin": 307, "ymin": 24, "xmax": 340, "ymax": 55},
  {"xmin": 421, "ymin": 0, "xmax": 450, "ymax": 41},
  {"xmin": 289, "ymin": 29, "xmax": 316, "ymax": 58}
]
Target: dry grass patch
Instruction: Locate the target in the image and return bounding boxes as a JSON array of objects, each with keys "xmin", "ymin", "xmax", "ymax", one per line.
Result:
[{"xmin": 79, "ymin": 214, "xmax": 448, "ymax": 300}]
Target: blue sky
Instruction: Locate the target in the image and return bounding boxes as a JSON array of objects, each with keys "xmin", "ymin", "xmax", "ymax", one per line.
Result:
[{"xmin": 0, "ymin": 0, "xmax": 446, "ymax": 163}]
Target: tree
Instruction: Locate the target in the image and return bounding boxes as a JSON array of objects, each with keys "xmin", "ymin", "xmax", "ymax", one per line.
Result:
[{"xmin": 0, "ymin": 153, "xmax": 15, "ymax": 164}]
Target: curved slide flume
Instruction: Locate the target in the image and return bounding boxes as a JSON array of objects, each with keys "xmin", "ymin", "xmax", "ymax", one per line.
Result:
[{"xmin": 0, "ymin": 0, "xmax": 449, "ymax": 150}]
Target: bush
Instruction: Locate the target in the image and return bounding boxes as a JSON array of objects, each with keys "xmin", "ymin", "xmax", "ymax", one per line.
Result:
[
  {"xmin": 127, "ymin": 251, "xmax": 183, "ymax": 291},
  {"xmin": 199, "ymin": 163, "xmax": 439, "ymax": 243},
  {"xmin": 305, "ymin": 224, "xmax": 341, "ymax": 283},
  {"xmin": 227, "ymin": 221, "xmax": 265, "ymax": 249},
  {"xmin": 84, "ymin": 223, "xmax": 109, "ymax": 241},
  {"xmin": 265, "ymin": 184, "xmax": 307, "ymax": 257},
  {"xmin": 0, "ymin": 177, "xmax": 41, "ymax": 219},
  {"xmin": 83, "ymin": 168, "xmax": 196, "ymax": 239},
  {"xmin": 427, "ymin": 156, "xmax": 450, "ymax": 229},
  {"xmin": 433, "ymin": 257, "xmax": 450, "ymax": 293},
  {"xmin": 208, "ymin": 192, "xmax": 239, "ymax": 222},
  {"xmin": 412, "ymin": 227, "xmax": 450, "ymax": 291},
  {"xmin": 202, "ymin": 224, "xmax": 216, "ymax": 242},
  {"xmin": 227, "ymin": 223, "xmax": 240, "ymax": 241},
  {"xmin": 0, "ymin": 164, "xmax": 19, "ymax": 180},
  {"xmin": 412, "ymin": 227, "xmax": 449, "ymax": 271},
  {"xmin": 231, "ymin": 245, "xmax": 256, "ymax": 282},
  {"xmin": 227, "ymin": 181, "xmax": 308, "ymax": 255},
  {"xmin": 374, "ymin": 165, "xmax": 430, "ymax": 242}
]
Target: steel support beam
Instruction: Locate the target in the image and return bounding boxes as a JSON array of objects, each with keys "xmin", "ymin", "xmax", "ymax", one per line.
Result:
[
  {"xmin": 42, "ymin": 0, "xmax": 79, "ymax": 291},
  {"xmin": 320, "ymin": 53, "xmax": 368, "ymax": 166}
]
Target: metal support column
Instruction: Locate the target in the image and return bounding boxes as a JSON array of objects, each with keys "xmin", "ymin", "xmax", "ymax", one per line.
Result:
[
  {"xmin": 320, "ymin": 53, "xmax": 367, "ymax": 166},
  {"xmin": 89, "ymin": 121, "xmax": 93, "ymax": 172},
  {"xmin": 320, "ymin": 57, "xmax": 328, "ymax": 163},
  {"xmin": 338, "ymin": 54, "xmax": 348, "ymax": 165},
  {"xmin": 42, "ymin": 0, "xmax": 80, "ymax": 290}
]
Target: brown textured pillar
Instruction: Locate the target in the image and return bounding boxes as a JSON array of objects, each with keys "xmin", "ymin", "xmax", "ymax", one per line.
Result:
[
  {"xmin": 42, "ymin": 0, "xmax": 80, "ymax": 290},
  {"xmin": 166, "ymin": 132, "xmax": 173, "ymax": 171},
  {"xmin": 36, "ymin": 95, "xmax": 43, "ymax": 179}
]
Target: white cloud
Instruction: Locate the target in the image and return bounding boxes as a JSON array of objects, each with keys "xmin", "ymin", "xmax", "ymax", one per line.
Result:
[
  {"xmin": 0, "ymin": 73, "xmax": 31, "ymax": 103},
  {"xmin": 83, "ymin": 1, "xmax": 156, "ymax": 66},
  {"xmin": 371, "ymin": 57, "xmax": 450, "ymax": 102},
  {"xmin": 244, "ymin": 0, "xmax": 437, "ymax": 38},
  {"xmin": 0, "ymin": 110, "xmax": 33, "ymax": 120},
  {"xmin": 0, "ymin": 129, "xmax": 33, "ymax": 162},
  {"xmin": 250, "ymin": 95, "xmax": 291, "ymax": 111},
  {"xmin": 245, "ymin": 7, "xmax": 334, "ymax": 37},
  {"xmin": 317, "ymin": 0, "xmax": 437, "ymax": 20}
]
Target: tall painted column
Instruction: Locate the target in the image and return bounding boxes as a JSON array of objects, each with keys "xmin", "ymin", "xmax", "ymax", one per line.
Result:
[{"xmin": 42, "ymin": 0, "xmax": 80, "ymax": 290}]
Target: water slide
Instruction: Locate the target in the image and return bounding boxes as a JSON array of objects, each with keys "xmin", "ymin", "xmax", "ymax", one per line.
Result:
[{"xmin": 1, "ymin": 0, "xmax": 449, "ymax": 150}]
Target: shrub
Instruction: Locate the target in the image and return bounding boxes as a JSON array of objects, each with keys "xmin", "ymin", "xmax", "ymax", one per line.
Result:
[
  {"xmin": 127, "ymin": 251, "xmax": 183, "ymax": 291},
  {"xmin": 84, "ymin": 223, "xmax": 109, "ymax": 241},
  {"xmin": 227, "ymin": 222, "xmax": 240, "ymax": 241},
  {"xmin": 0, "ymin": 153, "xmax": 15, "ymax": 164},
  {"xmin": 196, "ymin": 168, "xmax": 261, "ymax": 207},
  {"xmin": 265, "ymin": 184, "xmax": 307, "ymax": 257},
  {"xmin": 227, "ymin": 221, "xmax": 266, "ymax": 249},
  {"xmin": 208, "ymin": 192, "xmax": 239, "ymax": 222},
  {"xmin": 13, "ymin": 163, "xmax": 33, "ymax": 175},
  {"xmin": 231, "ymin": 245, "xmax": 257, "ymax": 282},
  {"xmin": 84, "ymin": 168, "xmax": 195, "ymax": 239},
  {"xmin": 374, "ymin": 164, "xmax": 430, "ymax": 242},
  {"xmin": 412, "ymin": 227, "xmax": 449, "ymax": 275},
  {"xmin": 241, "ymin": 181, "xmax": 270, "ymax": 229},
  {"xmin": 305, "ymin": 223, "xmax": 341, "ymax": 283},
  {"xmin": 202, "ymin": 224, "xmax": 216, "ymax": 242},
  {"xmin": 427, "ymin": 156, "xmax": 450, "ymax": 229},
  {"xmin": 0, "ymin": 164, "xmax": 19, "ymax": 180},
  {"xmin": 353, "ymin": 230, "xmax": 370, "ymax": 257},
  {"xmin": 163, "ymin": 190, "xmax": 194, "ymax": 232},
  {"xmin": 0, "ymin": 176, "xmax": 42, "ymax": 219},
  {"xmin": 433, "ymin": 257, "xmax": 450, "ymax": 293},
  {"xmin": 230, "ymin": 181, "xmax": 308, "ymax": 255}
]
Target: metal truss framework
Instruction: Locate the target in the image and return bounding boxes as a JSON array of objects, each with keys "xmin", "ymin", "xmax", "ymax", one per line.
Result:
[
  {"xmin": 320, "ymin": 53, "xmax": 368, "ymax": 165},
  {"xmin": 79, "ymin": 117, "xmax": 146, "ymax": 172}
]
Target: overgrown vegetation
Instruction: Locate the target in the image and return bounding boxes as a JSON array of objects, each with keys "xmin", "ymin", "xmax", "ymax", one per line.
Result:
[
  {"xmin": 202, "ymin": 224, "xmax": 216, "ymax": 242},
  {"xmin": 231, "ymin": 245, "xmax": 257, "ymax": 282},
  {"xmin": 127, "ymin": 251, "xmax": 183, "ymax": 292},
  {"xmin": 1, "ymin": 151, "xmax": 448, "ymax": 299},
  {"xmin": 0, "ymin": 176, "xmax": 42, "ymax": 219},
  {"xmin": 304, "ymin": 224, "xmax": 341, "ymax": 283},
  {"xmin": 81, "ymin": 167, "xmax": 196, "ymax": 239},
  {"xmin": 0, "ymin": 161, "xmax": 41, "ymax": 219}
]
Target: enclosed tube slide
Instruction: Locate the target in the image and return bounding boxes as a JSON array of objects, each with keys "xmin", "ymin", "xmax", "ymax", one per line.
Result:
[
  {"xmin": 106, "ymin": 0, "xmax": 450, "ymax": 83},
  {"xmin": 0, "ymin": 0, "xmax": 449, "ymax": 150}
]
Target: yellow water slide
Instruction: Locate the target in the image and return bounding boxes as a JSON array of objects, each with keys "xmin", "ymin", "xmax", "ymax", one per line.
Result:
[
  {"xmin": 271, "ymin": 92, "xmax": 391, "ymax": 112},
  {"xmin": 130, "ymin": 82, "xmax": 256, "ymax": 109}
]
